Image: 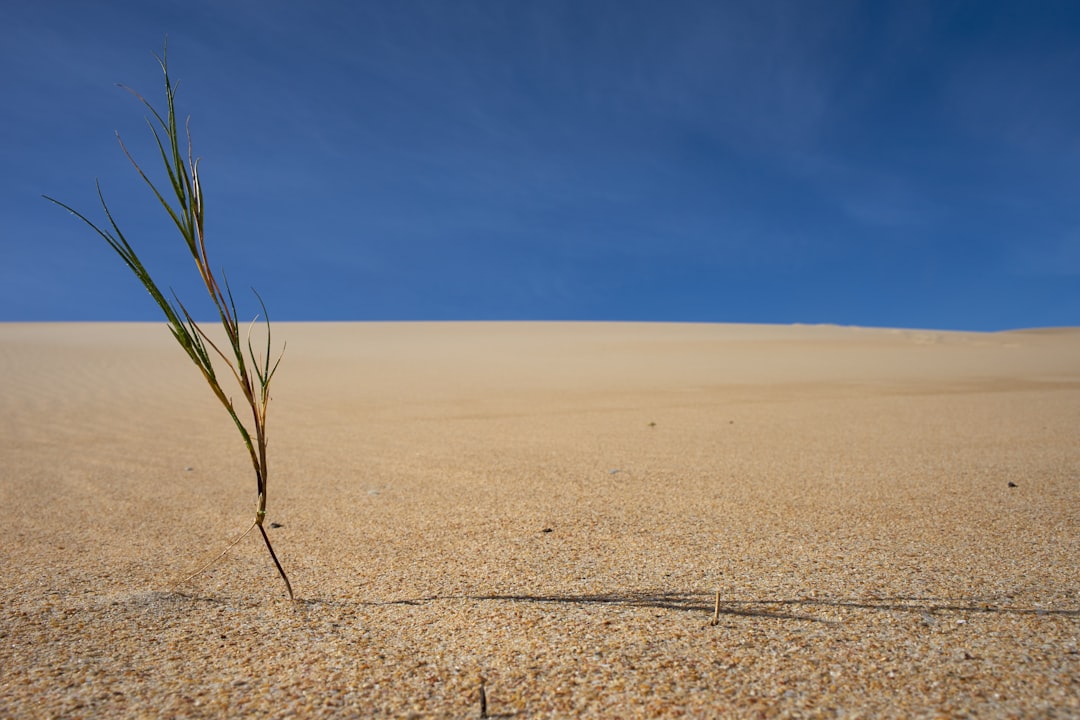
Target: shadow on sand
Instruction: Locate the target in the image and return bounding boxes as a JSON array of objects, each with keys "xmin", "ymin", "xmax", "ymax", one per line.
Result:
[
  {"xmin": 374, "ymin": 590, "xmax": 1080, "ymax": 624},
  {"xmin": 168, "ymin": 587, "xmax": 1078, "ymax": 625}
]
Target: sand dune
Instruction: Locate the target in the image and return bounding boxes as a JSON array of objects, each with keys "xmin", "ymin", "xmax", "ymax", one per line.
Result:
[{"xmin": 2, "ymin": 322, "xmax": 1078, "ymax": 717}]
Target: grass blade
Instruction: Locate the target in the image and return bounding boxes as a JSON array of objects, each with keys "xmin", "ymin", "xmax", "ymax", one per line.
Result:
[{"xmin": 45, "ymin": 41, "xmax": 293, "ymax": 601}]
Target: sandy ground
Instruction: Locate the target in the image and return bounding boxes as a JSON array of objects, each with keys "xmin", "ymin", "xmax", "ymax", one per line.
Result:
[{"xmin": 1, "ymin": 321, "xmax": 1078, "ymax": 718}]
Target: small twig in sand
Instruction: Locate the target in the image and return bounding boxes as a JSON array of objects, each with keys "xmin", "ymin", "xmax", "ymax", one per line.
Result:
[{"xmin": 709, "ymin": 590, "xmax": 721, "ymax": 626}]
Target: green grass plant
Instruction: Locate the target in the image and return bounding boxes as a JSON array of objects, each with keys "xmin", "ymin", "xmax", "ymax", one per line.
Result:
[{"xmin": 45, "ymin": 44, "xmax": 293, "ymax": 600}]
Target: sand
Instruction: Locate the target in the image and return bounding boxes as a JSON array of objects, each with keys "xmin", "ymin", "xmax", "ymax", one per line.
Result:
[{"xmin": 1, "ymin": 321, "xmax": 1078, "ymax": 718}]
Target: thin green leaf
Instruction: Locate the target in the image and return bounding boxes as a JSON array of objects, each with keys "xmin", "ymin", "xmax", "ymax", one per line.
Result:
[{"xmin": 45, "ymin": 41, "xmax": 292, "ymax": 599}]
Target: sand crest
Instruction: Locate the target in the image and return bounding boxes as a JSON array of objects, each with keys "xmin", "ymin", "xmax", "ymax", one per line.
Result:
[{"xmin": 2, "ymin": 322, "xmax": 1078, "ymax": 717}]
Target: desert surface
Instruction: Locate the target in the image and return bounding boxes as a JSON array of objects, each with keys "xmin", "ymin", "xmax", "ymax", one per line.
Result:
[{"xmin": 2, "ymin": 321, "xmax": 1078, "ymax": 717}]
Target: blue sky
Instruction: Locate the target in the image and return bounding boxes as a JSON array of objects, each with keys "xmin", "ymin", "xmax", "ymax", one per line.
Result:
[{"xmin": 3, "ymin": 1, "xmax": 1078, "ymax": 330}]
